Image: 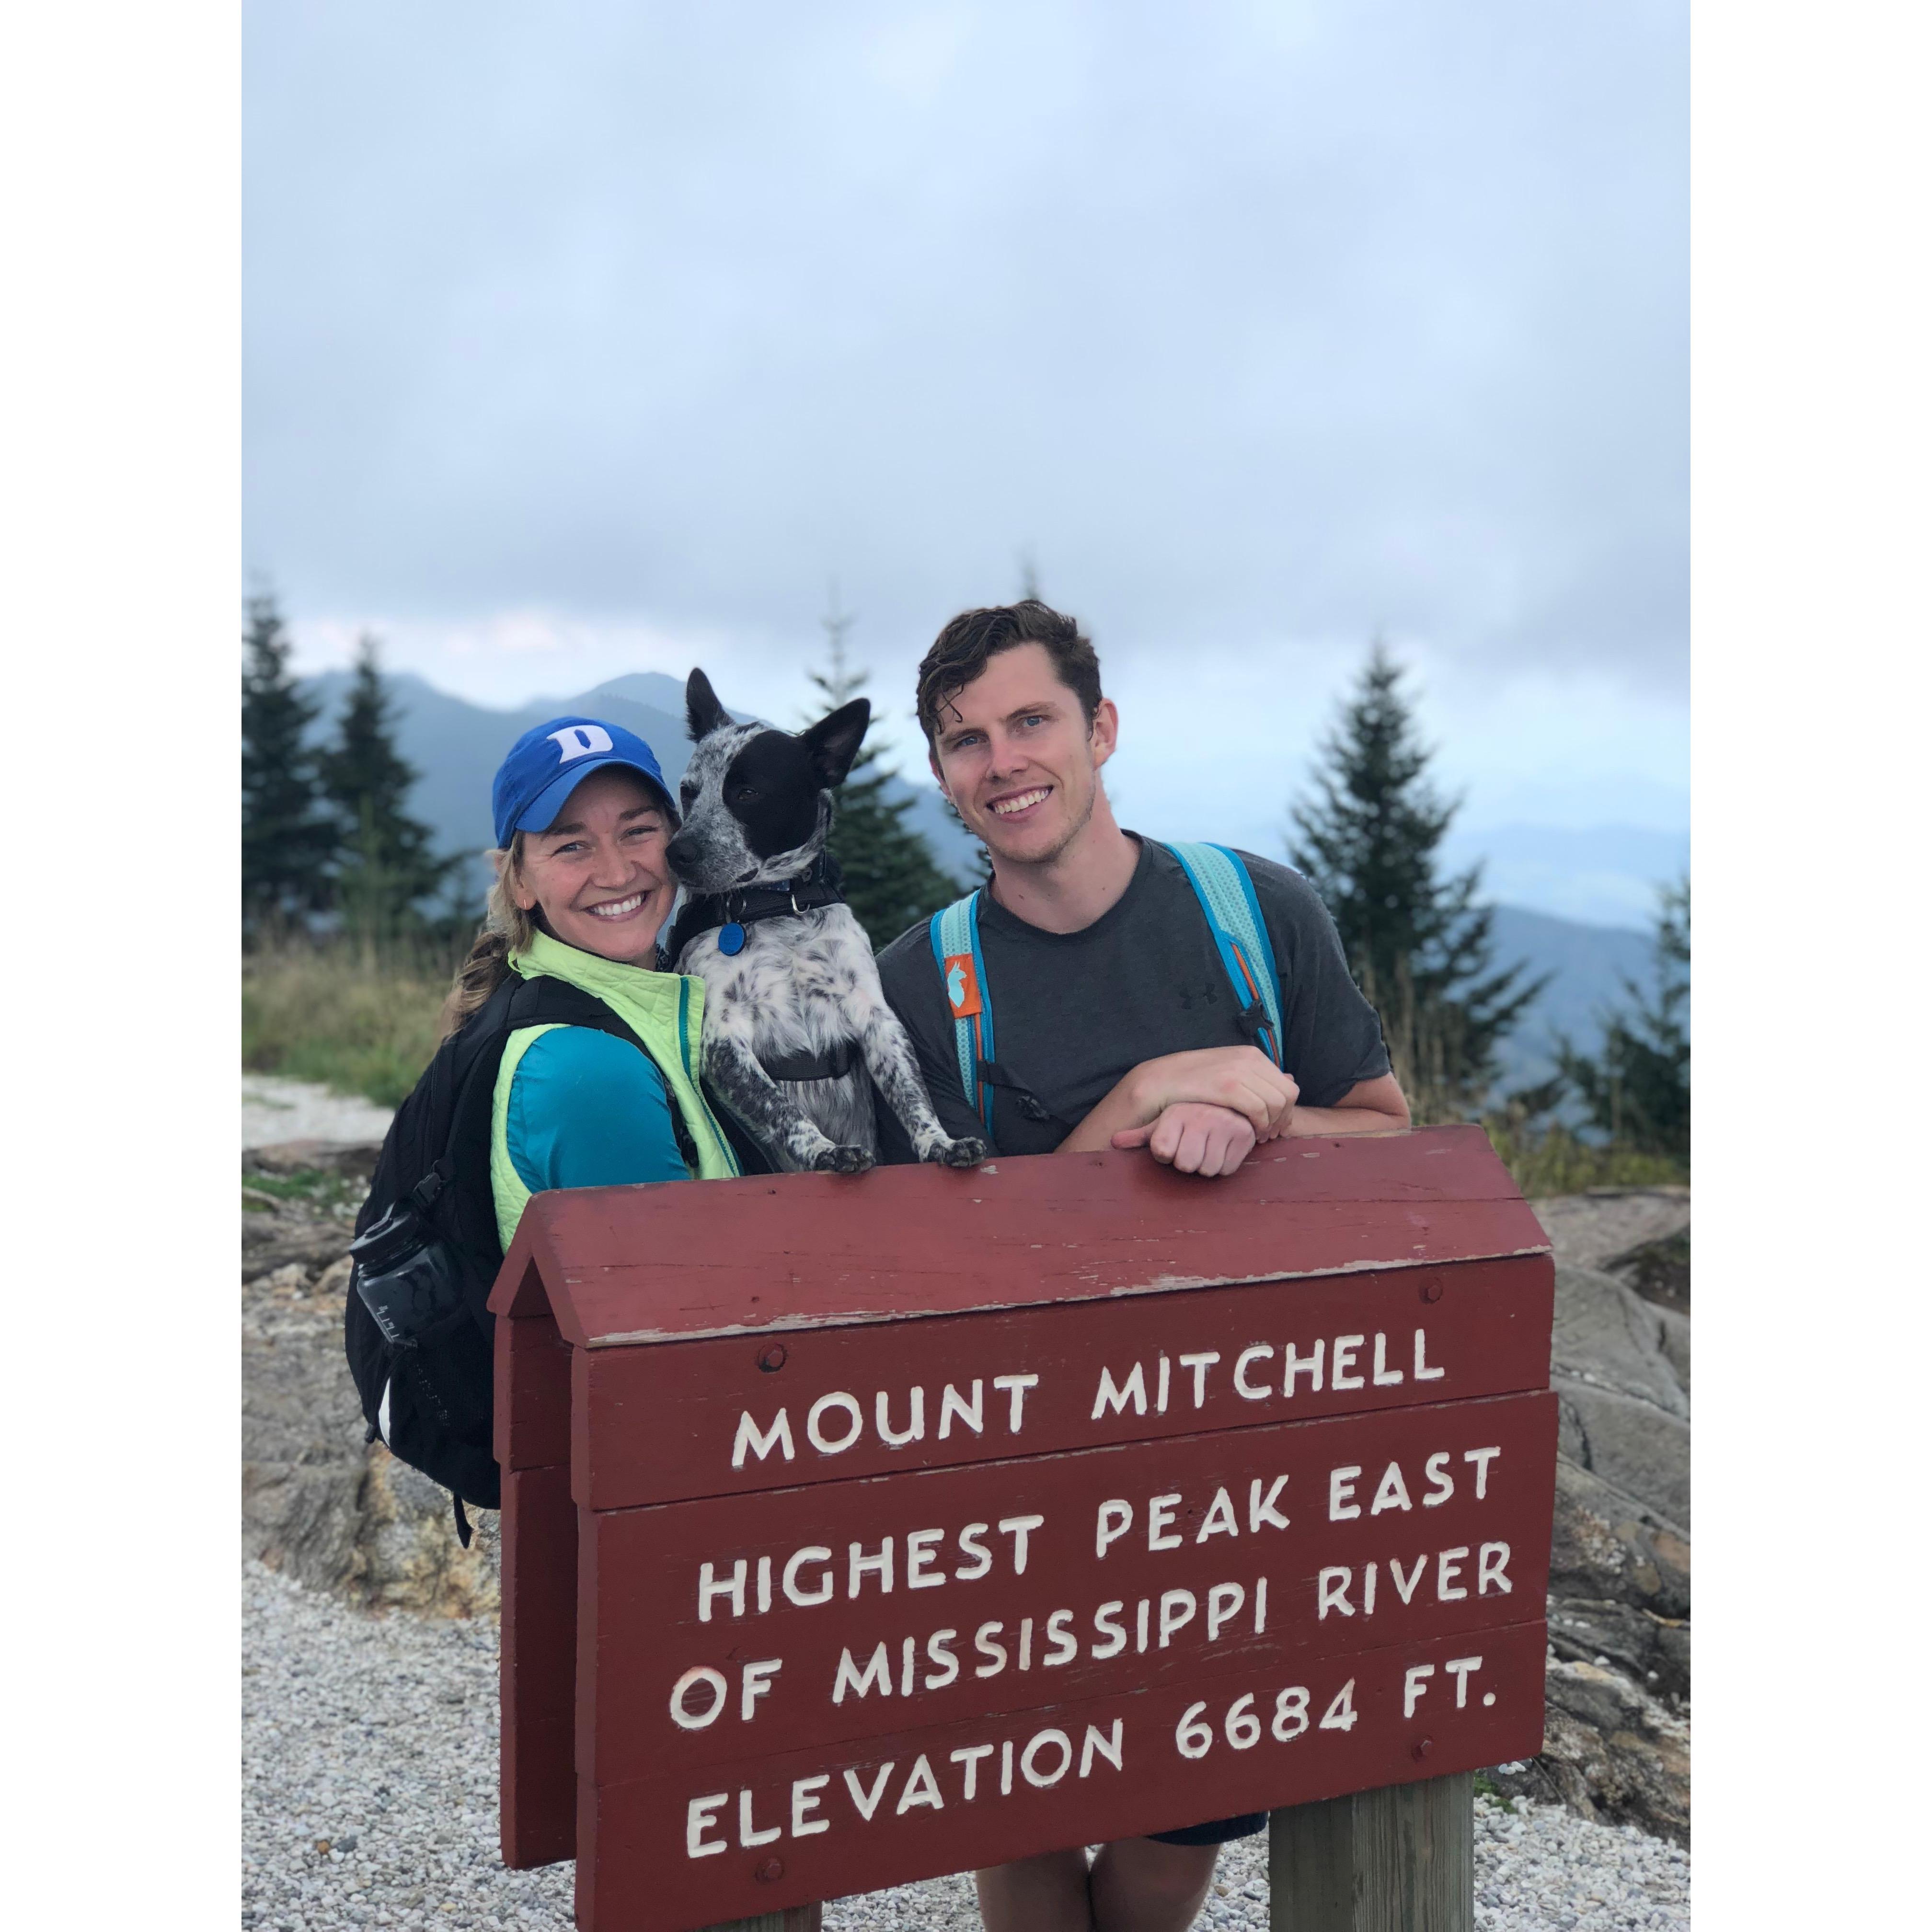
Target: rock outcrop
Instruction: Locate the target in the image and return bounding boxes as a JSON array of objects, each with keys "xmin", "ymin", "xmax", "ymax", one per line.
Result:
[
  {"xmin": 1530, "ymin": 1185, "xmax": 1690, "ymax": 1315},
  {"xmin": 1505, "ymin": 1191, "xmax": 1692, "ymax": 1843},
  {"xmin": 241, "ymin": 1141, "xmax": 498, "ymax": 1617}
]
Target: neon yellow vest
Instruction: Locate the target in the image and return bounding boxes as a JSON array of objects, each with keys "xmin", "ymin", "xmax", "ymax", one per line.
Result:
[{"xmin": 490, "ymin": 929, "xmax": 738, "ymax": 1249}]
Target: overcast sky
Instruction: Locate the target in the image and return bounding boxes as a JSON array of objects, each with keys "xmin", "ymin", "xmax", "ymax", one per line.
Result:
[{"xmin": 245, "ymin": 0, "xmax": 1687, "ymax": 848}]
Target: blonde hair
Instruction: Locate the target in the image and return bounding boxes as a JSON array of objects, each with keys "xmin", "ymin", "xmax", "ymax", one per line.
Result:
[{"xmin": 440, "ymin": 835, "xmax": 539, "ymax": 1038}]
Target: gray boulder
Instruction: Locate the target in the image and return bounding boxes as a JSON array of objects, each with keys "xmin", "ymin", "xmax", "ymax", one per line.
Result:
[
  {"xmin": 1492, "ymin": 1659, "xmax": 1690, "ymax": 1846},
  {"xmin": 1495, "ymin": 1237, "xmax": 1693, "ymax": 1843},
  {"xmin": 1551, "ymin": 1264, "xmax": 1690, "ymax": 1532},
  {"xmin": 241, "ymin": 1204, "xmax": 497, "ymax": 1617}
]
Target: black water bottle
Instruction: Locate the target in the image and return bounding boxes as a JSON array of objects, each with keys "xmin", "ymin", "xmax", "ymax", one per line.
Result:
[{"xmin": 349, "ymin": 1200, "xmax": 466, "ymax": 1348}]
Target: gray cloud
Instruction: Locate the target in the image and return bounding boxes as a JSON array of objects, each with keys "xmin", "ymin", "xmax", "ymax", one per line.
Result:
[{"xmin": 245, "ymin": 0, "xmax": 1686, "ymax": 689}]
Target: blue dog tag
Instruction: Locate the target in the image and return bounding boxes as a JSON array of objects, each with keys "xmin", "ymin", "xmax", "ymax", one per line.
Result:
[{"xmin": 717, "ymin": 922, "xmax": 747, "ymax": 956}]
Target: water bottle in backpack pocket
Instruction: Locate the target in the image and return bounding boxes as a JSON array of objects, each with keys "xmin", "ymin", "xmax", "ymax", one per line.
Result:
[{"xmin": 346, "ymin": 1190, "xmax": 500, "ymax": 1513}]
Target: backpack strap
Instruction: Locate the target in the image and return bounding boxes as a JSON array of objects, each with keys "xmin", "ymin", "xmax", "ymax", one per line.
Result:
[
  {"xmin": 431, "ymin": 973, "xmax": 658, "ymax": 1274},
  {"xmin": 928, "ymin": 892, "xmax": 995, "ymax": 1137},
  {"xmin": 1161, "ymin": 842, "xmax": 1286, "ymax": 1067}
]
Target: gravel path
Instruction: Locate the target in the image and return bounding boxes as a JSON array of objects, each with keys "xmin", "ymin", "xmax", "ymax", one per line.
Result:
[
  {"xmin": 243, "ymin": 1564, "xmax": 1688, "ymax": 1932},
  {"xmin": 245, "ymin": 1075, "xmax": 396, "ymax": 1149}
]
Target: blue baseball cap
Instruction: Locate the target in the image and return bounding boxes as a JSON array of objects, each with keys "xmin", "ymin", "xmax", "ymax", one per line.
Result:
[{"xmin": 491, "ymin": 715, "xmax": 676, "ymax": 848}]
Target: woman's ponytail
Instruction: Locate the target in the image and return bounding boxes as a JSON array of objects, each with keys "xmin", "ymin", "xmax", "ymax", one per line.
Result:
[{"xmin": 439, "ymin": 836, "xmax": 538, "ymax": 1038}]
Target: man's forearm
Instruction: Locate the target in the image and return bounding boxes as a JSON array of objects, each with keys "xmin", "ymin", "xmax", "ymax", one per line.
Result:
[
  {"xmin": 1284, "ymin": 1104, "xmax": 1409, "ymax": 1136},
  {"xmin": 1057, "ymin": 1078, "xmax": 1150, "ymax": 1154},
  {"xmin": 1285, "ymin": 1073, "xmax": 1411, "ymax": 1136}
]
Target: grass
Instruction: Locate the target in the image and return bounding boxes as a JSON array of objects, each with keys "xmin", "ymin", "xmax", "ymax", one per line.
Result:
[
  {"xmin": 1379, "ymin": 1002, "xmax": 1688, "ymax": 1198},
  {"xmin": 1480, "ymin": 1116, "xmax": 1686, "ymax": 1199},
  {"xmin": 243, "ymin": 939, "xmax": 454, "ymax": 1109},
  {"xmin": 242, "ymin": 1167, "xmax": 367, "ymax": 1218}
]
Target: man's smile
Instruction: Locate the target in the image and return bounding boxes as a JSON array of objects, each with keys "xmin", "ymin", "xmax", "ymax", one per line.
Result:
[{"xmin": 989, "ymin": 786, "xmax": 1052, "ymax": 818}]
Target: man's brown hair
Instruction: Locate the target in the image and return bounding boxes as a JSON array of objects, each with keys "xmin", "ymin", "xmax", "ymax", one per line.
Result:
[{"xmin": 916, "ymin": 600, "xmax": 1104, "ymax": 748}]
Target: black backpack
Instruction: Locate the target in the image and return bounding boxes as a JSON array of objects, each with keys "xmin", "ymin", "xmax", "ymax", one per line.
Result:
[{"xmin": 342, "ymin": 970, "xmax": 652, "ymax": 1535}]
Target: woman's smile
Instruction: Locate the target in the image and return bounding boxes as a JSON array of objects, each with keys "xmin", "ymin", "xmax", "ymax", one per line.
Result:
[{"xmin": 584, "ymin": 889, "xmax": 650, "ymax": 921}]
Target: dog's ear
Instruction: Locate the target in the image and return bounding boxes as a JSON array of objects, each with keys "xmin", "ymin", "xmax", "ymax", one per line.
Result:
[
  {"xmin": 801, "ymin": 698, "xmax": 871, "ymax": 790},
  {"xmin": 686, "ymin": 667, "xmax": 732, "ymax": 743}
]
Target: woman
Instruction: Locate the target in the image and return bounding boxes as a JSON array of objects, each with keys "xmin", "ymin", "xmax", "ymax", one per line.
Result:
[{"xmin": 445, "ymin": 712, "xmax": 741, "ymax": 1239}]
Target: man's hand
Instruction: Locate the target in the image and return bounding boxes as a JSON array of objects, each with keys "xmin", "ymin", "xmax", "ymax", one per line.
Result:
[
  {"xmin": 1125, "ymin": 1046, "xmax": 1300, "ymax": 1141},
  {"xmin": 1111, "ymin": 1103, "xmax": 1258, "ymax": 1176},
  {"xmin": 1057, "ymin": 1046, "xmax": 1300, "ymax": 1158}
]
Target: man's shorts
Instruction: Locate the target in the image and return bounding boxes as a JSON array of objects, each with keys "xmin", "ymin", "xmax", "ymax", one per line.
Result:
[{"xmin": 1146, "ymin": 1812, "xmax": 1267, "ymax": 1846}]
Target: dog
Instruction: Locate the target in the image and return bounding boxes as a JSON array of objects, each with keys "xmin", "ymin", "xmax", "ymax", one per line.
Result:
[{"xmin": 662, "ymin": 668, "xmax": 989, "ymax": 1175}]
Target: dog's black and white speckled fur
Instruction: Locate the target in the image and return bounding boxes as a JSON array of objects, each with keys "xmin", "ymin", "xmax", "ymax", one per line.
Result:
[{"xmin": 664, "ymin": 668, "xmax": 989, "ymax": 1175}]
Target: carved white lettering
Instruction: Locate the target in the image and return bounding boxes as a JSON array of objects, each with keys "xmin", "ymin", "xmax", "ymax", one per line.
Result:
[
  {"xmin": 1148, "ymin": 1494, "xmax": 1183, "ymax": 1551},
  {"xmin": 832, "ymin": 1644, "xmax": 893, "ymax": 1704},
  {"xmin": 697, "ymin": 1559, "xmax": 746, "ymax": 1622},
  {"xmin": 686, "ymin": 1794, "xmax": 728, "ymax": 1858},
  {"xmin": 732, "ymin": 1409, "xmax": 794, "ymax": 1468},
  {"xmin": 938, "ymin": 1381, "xmax": 983, "ymax": 1439},
  {"xmin": 1207, "ymin": 1581, "xmax": 1245, "ymax": 1641},
  {"xmin": 806, "ymin": 1392, "xmax": 863, "ymax": 1454},
  {"xmin": 1403, "ymin": 1662, "xmax": 1436, "ymax": 1718},
  {"xmin": 1092, "ymin": 1362, "xmax": 1147, "ymax": 1420},
  {"xmin": 1096, "ymin": 1499, "xmax": 1133, "ymax": 1557},
  {"xmin": 783, "ymin": 1546, "xmax": 833, "ymax": 1606},
  {"xmin": 1332, "ymin": 1335, "xmax": 1366, "ymax": 1390},
  {"xmin": 1178, "ymin": 1351, "xmax": 1222, "ymax": 1407},
  {"xmin": 905, "ymin": 1527, "xmax": 945, "ymax": 1588},
  {"xmin": 1233, "ymin": 1345, "xmax": 1275, "ymax": 1399},
  {"xmin": 875, "ymin": 1387, "xmax": 925, "ymax": 1448},
  {"xmin": 791, "ymin": 1776, "xmax": 830, "ymax": 1837},
  {"xmin": 1283, "ymin": 1338, "xmax": 1324, "ymax": 1394},
  {"xmin": 1196, "ymin": 1486, "xmax": 1240, "ymax": 1541},
  {"xmin": 992, "ymin": 1373, "xmax": 1038, "ymax": 1431},
  {"xmin": 1249, "ymin": 1474, "xmax": 1291, "ymax": 1531},
  {"xmin": 1329, "ymin": 1466, "xmax": 1363, "ymax": 1520}
]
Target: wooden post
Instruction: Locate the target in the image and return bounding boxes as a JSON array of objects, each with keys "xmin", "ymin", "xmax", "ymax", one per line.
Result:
[
  {"xmin": 696, "ymin": 1914, "xmax": 820, "ymax": 1932},
  {"xmin": 1269, "ymin": 1775, "xmax": 1473, "ymax": 1932}
]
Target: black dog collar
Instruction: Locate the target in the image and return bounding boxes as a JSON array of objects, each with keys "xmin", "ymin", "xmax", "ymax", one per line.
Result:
[{"xmin": 662, "ymin": 853, "xmax": 847, "ymax": 966}]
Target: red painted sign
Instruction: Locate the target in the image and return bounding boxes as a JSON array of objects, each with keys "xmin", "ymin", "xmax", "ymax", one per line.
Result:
[
  {"xmin": 572, "ymin": 1253, "xmax": 1552, "ymax": 1510},
  {"xmin": 491, "ymin": 1126, "xmax": 1556, "ymax": 1932},
  {"xmin": 582, "ymin": 1620, "xmax": 1547, "ymax": 1932}
]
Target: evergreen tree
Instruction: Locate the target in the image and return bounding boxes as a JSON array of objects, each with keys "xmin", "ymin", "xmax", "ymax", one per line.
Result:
[
  {"xmin": 1288, "ymin": 644, "xmax": 1546, "ymax": 1114},
  {"xmin": 1554, "ymin": 877, "xmax": 1690, "ymax": 1160},
  {"xmin": 317, "ymin": 633, "xmax": 458, "ymax": 942},
  {"xmin": 807, "ymin": 594, "xmax": 967, "ymax": 951},
  {"xmin": 242, "ymin": 587, "xmax": 335, "ymax": 936}
]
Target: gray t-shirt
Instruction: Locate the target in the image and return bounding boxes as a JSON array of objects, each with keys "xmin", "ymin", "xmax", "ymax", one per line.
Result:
[{"xmin": 874, "ymin": 836, "xmax": 1391, "ymax": 1160}]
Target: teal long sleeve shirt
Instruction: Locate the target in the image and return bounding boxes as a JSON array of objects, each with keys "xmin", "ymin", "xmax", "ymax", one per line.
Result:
[{"xmin": 503, "ymin": 1025, "xmax": 690, "ymax": 1196}]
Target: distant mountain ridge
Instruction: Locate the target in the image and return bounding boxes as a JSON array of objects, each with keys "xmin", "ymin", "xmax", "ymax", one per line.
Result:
[
  {"xmin": 301, "ymin": 667, "xmax": 985, "ymax": 881},
  {"xmin": 298, "ymin": 669, "xmax": 1660, "ymax": 1082}
]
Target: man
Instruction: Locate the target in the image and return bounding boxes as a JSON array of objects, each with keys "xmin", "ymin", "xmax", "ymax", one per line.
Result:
[{"xmin": 874, "ymin": 601, "xmax": 1410, "ymax": 1932}]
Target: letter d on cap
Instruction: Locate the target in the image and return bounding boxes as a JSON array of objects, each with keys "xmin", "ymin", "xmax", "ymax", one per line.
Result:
[{"xmin": 549, "ymin": 724, "xmax": 615, "ymax": 760}]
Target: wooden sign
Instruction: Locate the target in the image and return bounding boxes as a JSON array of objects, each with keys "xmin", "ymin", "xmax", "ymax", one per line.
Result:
[{"xmin": 491, "ymin": 1126, "xmax": 1556, "ymax": 1932}]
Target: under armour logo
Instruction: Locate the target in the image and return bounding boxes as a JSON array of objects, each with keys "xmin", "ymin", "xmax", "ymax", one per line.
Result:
[{"xmin": 548, "ymin": 723, "xmax": 614, "ymax": 761}]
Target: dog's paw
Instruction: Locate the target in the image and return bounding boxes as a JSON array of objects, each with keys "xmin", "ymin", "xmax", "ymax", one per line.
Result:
[
  {"xmin": 925, "ymin": 1135, "xmax": 990, "ymax": 1169},
  {"xmin": 812, "ymin": 1143, "xmax": 876, "ymax": 1175}
]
